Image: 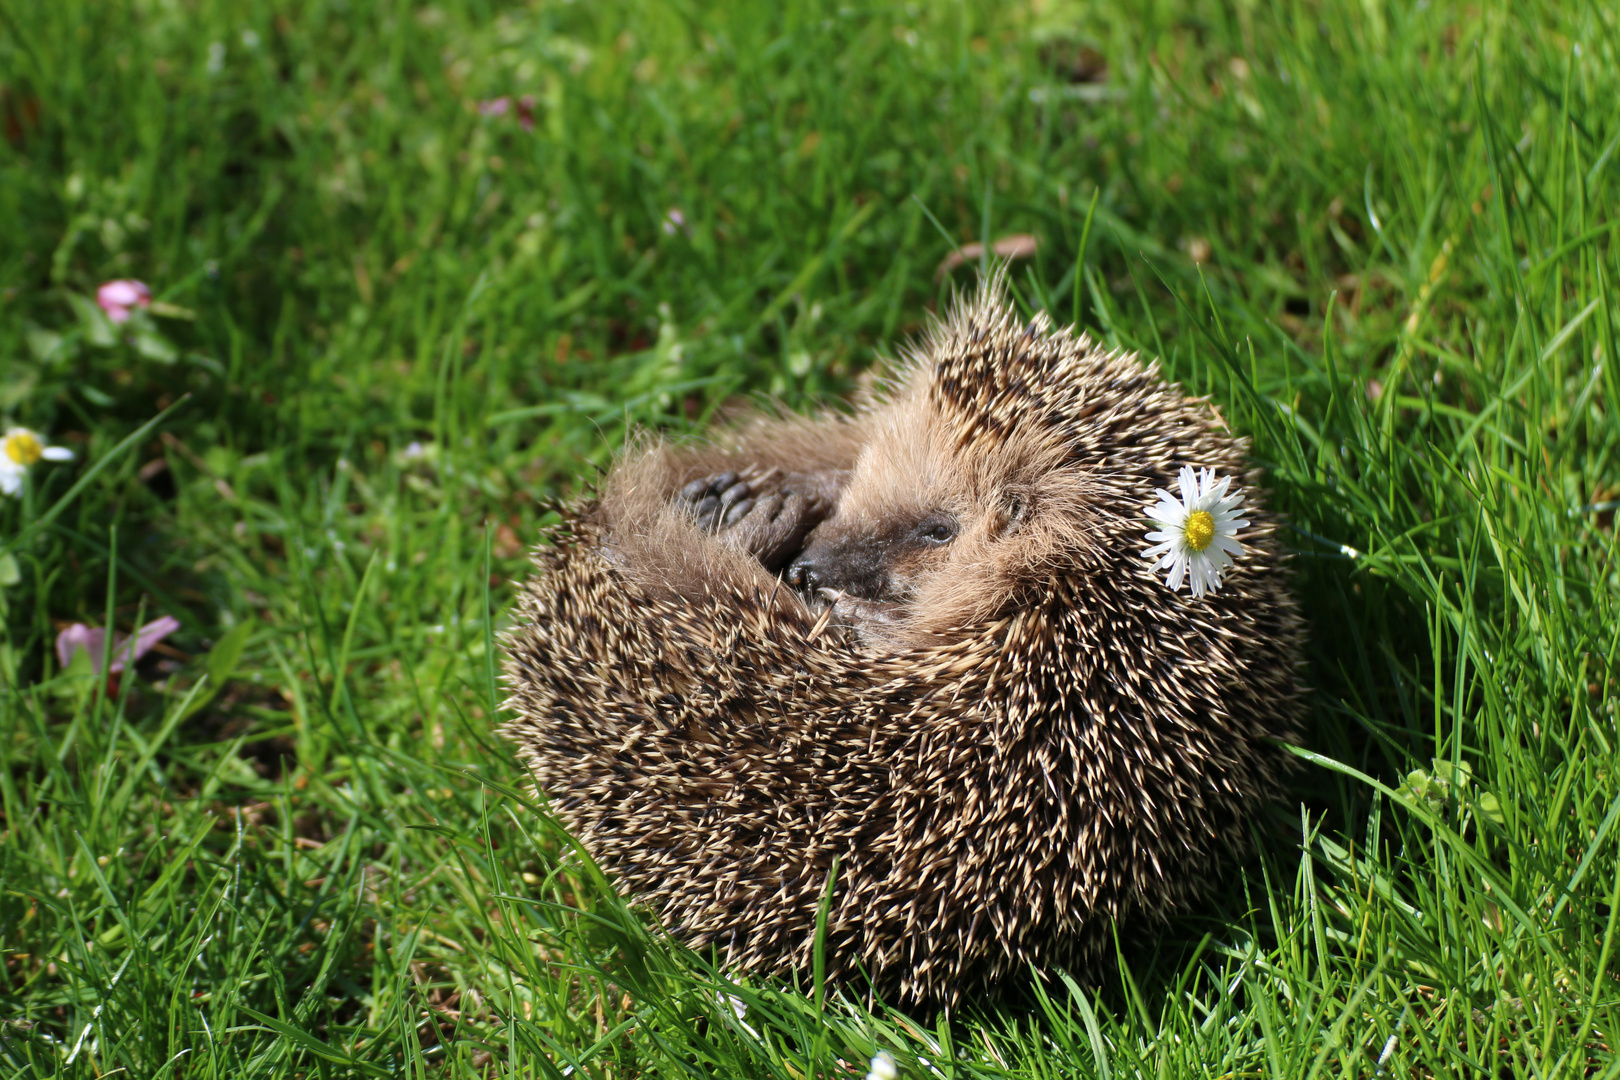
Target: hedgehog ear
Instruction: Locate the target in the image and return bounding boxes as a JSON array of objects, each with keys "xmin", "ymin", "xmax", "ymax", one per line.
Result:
[{"xmin": 992, "ymin": 488, "xmax": 1033, "ymax": 537}]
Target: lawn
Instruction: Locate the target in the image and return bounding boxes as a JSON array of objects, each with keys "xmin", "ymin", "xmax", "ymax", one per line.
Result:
[{"xmin": 2, "ymin": 0, "xmax": 1617, "ymax": 1076}]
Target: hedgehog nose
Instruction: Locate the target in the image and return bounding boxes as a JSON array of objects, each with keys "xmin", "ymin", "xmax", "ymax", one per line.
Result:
[{"xmin": 786, "ymin": 555, "xmax": 820, "ymax": 591}]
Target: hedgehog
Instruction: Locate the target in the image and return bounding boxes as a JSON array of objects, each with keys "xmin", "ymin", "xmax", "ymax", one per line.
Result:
[{"xmin": 502, "ymin": 277, "xmax": 1304, "ymax": 1007}]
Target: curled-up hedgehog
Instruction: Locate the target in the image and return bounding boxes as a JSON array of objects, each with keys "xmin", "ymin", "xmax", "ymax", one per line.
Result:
[{"xmin": 503, "ymin": 277, "xmax": 1304, "ymax": 1007}]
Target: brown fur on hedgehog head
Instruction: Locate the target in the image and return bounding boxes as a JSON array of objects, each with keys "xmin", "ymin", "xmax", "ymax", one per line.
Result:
[{"xmin": 789, "ymin": 287, "xmax": 1243, "ymax": 647}]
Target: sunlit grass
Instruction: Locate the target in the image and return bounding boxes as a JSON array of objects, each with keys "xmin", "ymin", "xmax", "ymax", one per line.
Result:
[{"xmin": 1, "ymin": 0, "xmax": 1617, "ymax": 1075}]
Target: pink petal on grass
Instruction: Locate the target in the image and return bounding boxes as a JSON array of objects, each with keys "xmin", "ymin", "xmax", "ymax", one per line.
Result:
[
  {"xmin": 96, "ymin": 279, "xmax": 152, "ymax": 324},
  {"xmin": 933, "ymin": 234, "xmax": 1040, "ymax": 281},
  {"xmin": 55, "ymin": 623, "xmax": 101, "ymax": 670},
  {"xmin": 56, "ymin": 615, "xmax": 181, "ymax": 674},
  {"xmin": 121, "ymin": 615, "xmax": 181, "ymax": 669}
]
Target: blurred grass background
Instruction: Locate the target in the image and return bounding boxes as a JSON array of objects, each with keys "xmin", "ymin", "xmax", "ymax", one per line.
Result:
[{"xmin": 2, "ymin": 0, "xmax": 1618, "ymax": 1076}]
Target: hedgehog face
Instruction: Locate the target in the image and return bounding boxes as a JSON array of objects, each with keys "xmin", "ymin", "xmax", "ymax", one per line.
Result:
[
  {"xmin": 788, "ymin": 381, "xmax": 1091, "ymax": 643},
  {"xmin": 784, "ymin": 504, "xmax": 964, "ymax": 606}
]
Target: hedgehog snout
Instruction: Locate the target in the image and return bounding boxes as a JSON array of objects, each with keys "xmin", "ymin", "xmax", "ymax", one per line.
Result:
[{"xmin": 786, "ymin": 538, "xmax": 892, "ymax": 602}]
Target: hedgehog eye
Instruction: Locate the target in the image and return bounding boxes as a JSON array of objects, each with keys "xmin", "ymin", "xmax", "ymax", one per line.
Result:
[{"xmin": 916, "ymin": 516, "xmax": 958, "ymax": 544}]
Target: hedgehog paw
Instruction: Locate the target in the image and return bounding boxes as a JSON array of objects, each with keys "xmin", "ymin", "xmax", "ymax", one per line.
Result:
[
  {"xmin": 733, "ymin": 488, "xmax": 827, "ymax": 573},
  {"xmin": 677, "ymin": 469, "xmax": 827, "ymax": 572},
  {"xmin": 676, "ymin": 471, "xmax": 752, "ymax": 533}
]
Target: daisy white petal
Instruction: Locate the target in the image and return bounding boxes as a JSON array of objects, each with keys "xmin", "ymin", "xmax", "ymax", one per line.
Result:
[
  {"xmin": 1146, "ymin": 489, "xmax": 1181, "ymax": 524},
  {"xmin": 1166, "ymin": 555, "xmax": 1187, "ymax": 593}
]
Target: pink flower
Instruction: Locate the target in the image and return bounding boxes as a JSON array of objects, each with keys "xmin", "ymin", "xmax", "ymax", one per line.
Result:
[
  {"xmin": 478, "ymin": 96, "xmax": 512, "ymax": 118},
  {"xmin": 96, "ymin": 279, "xmax": 152, "ymax": 324},
  {"xmin": 56, "ymin": 615, "xmax": 180, "ymax": 675}
]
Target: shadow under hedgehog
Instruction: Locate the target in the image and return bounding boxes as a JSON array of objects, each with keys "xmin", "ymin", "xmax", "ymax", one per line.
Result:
[{"xmin": 502, "ymin": 276, "xmax": 1304, "ymax": 1008}]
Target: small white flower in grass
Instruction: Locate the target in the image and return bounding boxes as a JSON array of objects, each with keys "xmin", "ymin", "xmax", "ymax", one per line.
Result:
[
  {"xmin": 865, "ymin": 1050, "xmax": 898, "ymax": 1080},
  {"xmin": 0, "ymin": 427, "xmax": 74, "ymax": 496},
  {"xmin": 1142, "ymin": 465, "xmax": 1249, "ymax": 598}
]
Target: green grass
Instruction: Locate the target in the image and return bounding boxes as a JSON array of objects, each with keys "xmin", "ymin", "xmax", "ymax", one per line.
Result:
[{"xmin": 2, "ymin": 0, "xmax": 1618, "ymax": 1075}]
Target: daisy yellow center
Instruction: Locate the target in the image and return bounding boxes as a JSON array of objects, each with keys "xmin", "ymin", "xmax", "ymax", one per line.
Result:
[
  {"xmin": 4, "ymin": 432, "xmax": 42, "ymax": 466},
  {"xmin": 1183, "ymin": 509, "xmax": 1216, "ymax": 552}
]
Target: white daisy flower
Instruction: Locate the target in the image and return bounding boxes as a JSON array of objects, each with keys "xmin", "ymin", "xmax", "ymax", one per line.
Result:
[
  {"xmin": 0, "ymin": 427, "xmax": 75, "ymax": 496},
  {"xmin": 1142, "ymin": 465, "xmax": 1249, "ymax": 598}
]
